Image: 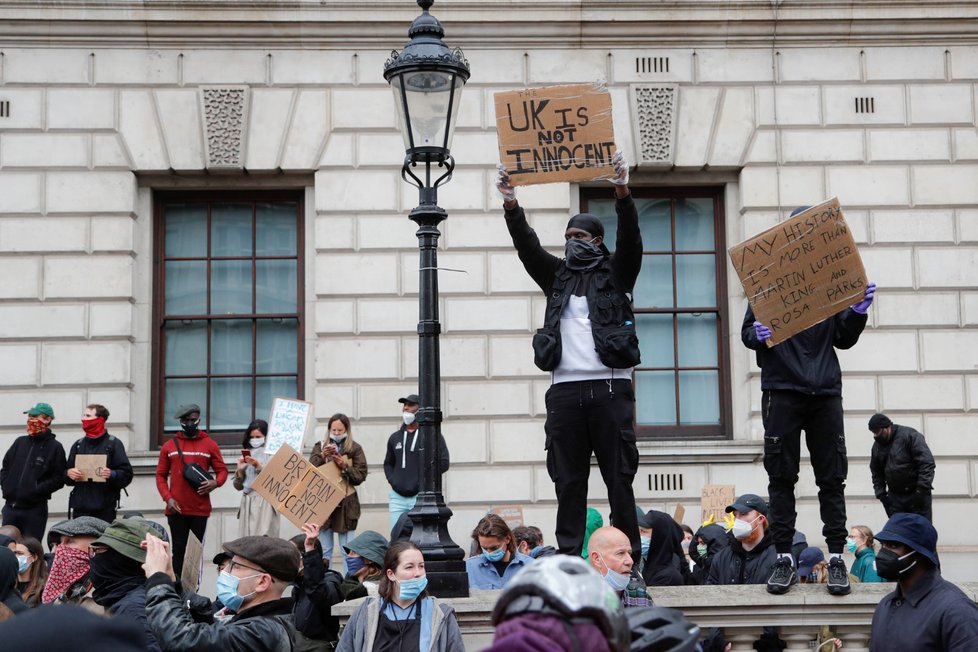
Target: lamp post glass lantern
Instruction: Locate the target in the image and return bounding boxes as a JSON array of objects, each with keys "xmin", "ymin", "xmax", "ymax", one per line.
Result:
[{"xmin": 384, "ymin": 0, "xmax": 470, "ymax": 598}]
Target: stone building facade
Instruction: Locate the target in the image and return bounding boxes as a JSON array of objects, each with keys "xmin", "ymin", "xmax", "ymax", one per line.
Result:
[{"xmin": 0, "ymin": 1, "xmax": 976, "ymax": 577}]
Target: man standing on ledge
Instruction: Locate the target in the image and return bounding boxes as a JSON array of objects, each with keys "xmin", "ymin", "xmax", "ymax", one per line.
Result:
[
  {"xmin": 743, "ymin": 205, "xmax": 876, "ymax": 596},
  {"xmin": 496, "ymin": 152, "xmax": 641, "ymax": 560}
]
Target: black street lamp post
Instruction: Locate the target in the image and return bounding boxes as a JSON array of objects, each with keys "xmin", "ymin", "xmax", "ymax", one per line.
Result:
[{"xmin": 384, "ymin": 0, "xmax": 470, "ymax": 598}]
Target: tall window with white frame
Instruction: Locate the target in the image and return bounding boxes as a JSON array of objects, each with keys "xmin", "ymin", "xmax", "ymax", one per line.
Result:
[
  {"xmin": 154, "ymin": 191, "xmax": 303, "ymax": 447},
  {"xmin": 581, "ymin": 187, "xmax": 731, "ymax": 439}
]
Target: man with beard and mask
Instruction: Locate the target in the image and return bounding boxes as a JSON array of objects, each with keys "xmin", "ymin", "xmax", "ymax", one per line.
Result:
[
  {"xmin": 41, "ymin": 516, "xmax": 108, "ymax": 607},
  {"xmin": 587, "ymin": 525, "xmax": 651, "ymax": 608},
  {"xmin": 144, "ymin": 534, "xmax": 299, "ymax": 651},
  {"xmin": 382, "ymin": 394, "xmax": 449, "ymax": 531},
  {"xmin": 155, "ymin": 404, "xmax": 228, "ymax": 578},
  {"xmin": 1, "ymin": 403, "xmax": 67, "ymax": 541},
  {"xmin": 705, "ymin": 494, "xmax": 775, "ymax": 586},
  {"xmin": 870, "ymin": 513, "xmax": 978, "ymax": 651},
  {"xmin": 88, "ymin": 519, "xmax": 164, "ymax": 651},
  {"xmin": 868, "ymin": 413, "xmax": 936, "ymax": 522},
  {"xmin": 65, "ymin": 404, "xmax": 134, "ymax": 522},
  {"xmin": 496, "ymin": 153, "xmax": 642, "ymax": 560}
]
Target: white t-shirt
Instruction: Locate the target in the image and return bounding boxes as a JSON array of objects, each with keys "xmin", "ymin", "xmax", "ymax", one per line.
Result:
[{"xmin": 553, "ymin": 295, "xmax": 632, "ymax": 384}]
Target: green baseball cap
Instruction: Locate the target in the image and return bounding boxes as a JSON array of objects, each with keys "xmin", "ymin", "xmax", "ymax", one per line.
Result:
[
  {"xmin": 24, "ymin": 402, "xmax": 54, "ymax": 418},
  {"xmin": 92, "ymin": 519, "xmax": 159, "ymax": 563}
]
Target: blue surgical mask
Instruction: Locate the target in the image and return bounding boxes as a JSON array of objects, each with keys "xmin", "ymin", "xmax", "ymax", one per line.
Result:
[
  {"xmin": 846, "ymin": 538, "xmax": 858, "ymax": 553},
  {"xmin": 346, "ymin": 555, "xmax": 365, "ymax": 576},
  {"xmin": 482, "ymin": 547, "xmax": 506, "ymax": 563},
  {"xmin": 216, "ymin": 570, "xmax": 258, "ymax": 612},
  {"xmin": 17, "ymin": 555, "xmax": 31, "ymax": 574},
  {"xmin": 640, "ymin": 536, "xmax": 651, "ymax": 558},
  {"xmin": 396, "ymin": 575, "xmax": 428, "ymax": 601},
  {"xmin": 598, "ymin": 555, "xmax": 630, "ymax": 592}
]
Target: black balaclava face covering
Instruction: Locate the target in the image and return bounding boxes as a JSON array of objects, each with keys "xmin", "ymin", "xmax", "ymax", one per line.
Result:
[
  {"xmin": 90, "ymin": 548, "xmax": 146, "ymax": 606},
  {"xmin": 564, "ymin": 213, "xmax": 609, "ymax": 272},
  {"xmin": 180, "ymin": 418, "xmax": 199, "ymax": 438}
]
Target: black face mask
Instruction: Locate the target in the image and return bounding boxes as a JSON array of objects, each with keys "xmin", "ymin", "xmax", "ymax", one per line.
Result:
[
  {"xmin": 181, "ymin": 419, "xmax": 199, "ymax": 437},
  {"xmin": 564, "ymin": 238, "xmax": 604, "ymax": 271},
  {"xmin": 90, "ymin": 549, "xmax": 145, "ymax": 606},
  {"xmin": 875, "ymin": 548, "xmax": 917, "ymax": 581}
]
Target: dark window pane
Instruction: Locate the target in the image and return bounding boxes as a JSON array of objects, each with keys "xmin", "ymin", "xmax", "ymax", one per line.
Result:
[
  {"xmin": 257, "ymin": 202, "xmax": 298, "ymax": 256},
  {"xmin": 679, "ymin": 370, "xmax": 720, "ymax": 425},
  {"xmin": 636, "ymin": 198, "xmax": 672, "ymax": 251},
  {"xmin": 163, "ymin": 377, "xmax": 207, "ymax": 431},
  {"xmin": 211, "ymin": 203, "xmax": 252, "ymax": 257},
  {"xmin": 256, "ymin": 260, "xmax": 297, "ymax": 313},
  {"xmin": 675, "ymin": 198, "xmax": 715, "ymax": 251},
  {"xmin": 634, "ymin": 370, "xmax": 676, "ymax": 426},
  {"xmin": 636, "ymin": 314, "xmax": 674, "ymax": 368},
  {"xmin": 165, "ymin": 204, "xmax": 207, "ymax": 258},
  {"xmin": 165, "ymin": 261, "xmax": 207, "ymax": 315},
  {"xmin": 676, "ymin": 254, "xmax": 716, "ymax": 308},
  {"xmin": 677, "ymin": 314, "xmax": 718, "ymax": 367},
  {"xmin": 634, "ymin": 254, "xmax": 673, "ymax": 308},
  {"xmin": 212, "ymin": 320, "xmax": 253, "ymax": 375},
  {"xmin": 257, "ymin": 319, "xmax": 298, "ymax": 373},
  {"xmin": 211, "ymin": 260, "xmax": 252, "ymax": 314},
  {"xmin": 256, "ymin": 376, "xmax": 298, "ymax": 419},
  {"xmin": 210, "ymin": 377, "xmax": 252, "ymax": 432},
  {"xmin": 165, "ymin": 320, "xmax": 207, "ymax": 375}
]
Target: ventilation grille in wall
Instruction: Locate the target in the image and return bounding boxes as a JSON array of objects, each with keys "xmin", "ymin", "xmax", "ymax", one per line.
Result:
[
  {"xmin": 0, "ymin": 101, "xmax": 9, "ymax": 118},
  {"xmin": 636, "ymin": 57, "xmax": 669, "ymax": 74},
  {"xmin": 648, "ymin": 472, "xmax": 684, "ymax": 492},
  {"xmin": 855, "ymin": 97, "xmax": 875, "ymax": 114}
]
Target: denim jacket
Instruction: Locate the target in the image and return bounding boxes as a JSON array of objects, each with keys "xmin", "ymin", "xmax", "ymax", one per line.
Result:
[{"xmin": 465, "ymin": 552, "xmax": 535, "ymax": 590}]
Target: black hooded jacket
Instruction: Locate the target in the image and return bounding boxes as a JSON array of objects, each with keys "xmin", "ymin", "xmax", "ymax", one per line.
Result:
[
  {"xmin": 705, "ymin": 530, "xmax": 777, "ymax": 585},
  {"xmin": 65, "ymin": 432, "xmax": 134, "ymax": 515},
  {"xmin": 688, "ymin": 524, "xmax": 732, "ymax": 585},
  {"xmin": 0, "ymin": 431, "xmax": 67, "ymax": 507},
  {"xmin": 293, "ymin": 549, "xmax": 344, "ymax": 642},
  {"xmin": 0, "ymin": 547, "xmax": 28, "ymax": 615},
  {"xmin": 641, "ymin": 510, "xmax": 693, "ymax": 587}
]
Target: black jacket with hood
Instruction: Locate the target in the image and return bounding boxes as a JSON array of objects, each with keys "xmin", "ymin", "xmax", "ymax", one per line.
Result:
[
  {"xmin": 383, "ymin": 426, "xmax": 449, "ymax": 498},
  {"xmin": 641, "ymin": 510, "xmax": 693, "ymax": 587},
  {"xmin": 705, "ymin": 530, "xmax": 776, "ymax": 586},
  {"xmin": 65, "ymin": 432, "xmax": 134, "ymax": 515},
  {"xmin": 688, "ymin": 524, "xmax": 732, "ymax": 585},
  {"xmin": 0, "ymin": 430, "xmax": 67, "ymax": 507}
]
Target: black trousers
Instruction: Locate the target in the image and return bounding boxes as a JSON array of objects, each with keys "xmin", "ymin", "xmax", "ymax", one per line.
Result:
[
  {"xmin": 1, "ymin": 503, "xmax": 48, "ymax": 541},
  {"xmin": 762, "ymin": 390, "xmax": 848, "ymax": 554},
  {"xmin": 167, "ymin": 514, "xmax": 209, "ymax": 579},
  {"xmin": 71, "ymin": 507, "xmax": 117, "ymax": 523},
  {"xmin": 884, "ymin": 491, "xmax": 933, "ymax": 522},
  {"xmin": 545, "ymin": 379, "xmax": 640, "ymax": 558}
]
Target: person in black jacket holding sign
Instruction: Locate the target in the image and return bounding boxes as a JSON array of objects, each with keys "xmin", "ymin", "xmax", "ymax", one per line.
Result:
[
  {"xmin": 868, "ymin": 413, "xmax": 936, "ymax": 522},
  {"xmin": 742, "ymin": 206, "xmax": 876, "ymax": 597},
  {"xmin": 66, "ymin": 404, "xmax": 134, "ymax": 522},
  {"xmin": 496, "ymin": 152, "xmax": 641, "ymax": 560}
]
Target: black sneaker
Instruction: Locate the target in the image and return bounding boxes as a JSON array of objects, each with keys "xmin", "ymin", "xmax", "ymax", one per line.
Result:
[
  {"xmin": 827, "ymin": 557, "xmax": 851, "ymax": 595},
  {"xmin": 766, "ymin": 556, "xmax": 797, "ymax": 594}
]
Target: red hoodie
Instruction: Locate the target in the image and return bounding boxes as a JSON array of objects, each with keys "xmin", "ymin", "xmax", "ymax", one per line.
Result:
[{"xmin": 155, "ymin": 430, "xmax": 228, "ymax": 517}]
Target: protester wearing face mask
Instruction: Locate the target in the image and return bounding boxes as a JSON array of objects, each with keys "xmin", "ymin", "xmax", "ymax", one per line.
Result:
[
  {"xmin": 465, "ymin": 514, "xmax": 534, "ymax": 590},
  {"xmin": 705, "ymin": 494, "xmax": 776, "ymax": 586},
  {"xmin": 65, "ymin": 404, "xmax": 134, "ymax": 523},
  {"xmin": 155, "ymin": 404, "xmax": 228, "ymax": 579},
  {"xmin": 512, "ymin": 525, "xmax": 556, "ymax": 559},
  {"xmin": 870, "ymin": 513, "xmax": 978, "ymax": 651},
  {"xmin": 846, "ymin": 525, "xmax": 883, "ymax": 583},
  {"xmin": 311, "ymin": 413, "xmax": 368, "ymax": 574},
  {"xmin": 340, "ymin": 530, "xmax": 389, "ymax": 600},
  {"xmin": 144, "ymin": 533, "xmax": 300, "ymax": 650},
  {"xmin": 1, "ymin": 403, "xmax": 67, "ymax": 541},
  {"xmin": 497, "ymin": 155, "xmax": 643, "ymax": 563},
  {"xmin": 42, "ymin": 516, "xmax": 109, "ymax": 608},
  {"xmin": 290, "ymin": 523, "xmax": 344, "ymax": 652},
  {"xmin": 0, "ymin": 547, "xmax": 29, "ymax": 616},
  {"xmin": 638, "ymin": 509, "xmax": 693, "ymax": 587},
  {"xmin": 587, "ymin": 525, "xmax": 651, "ymax": 607},
  {"xmin": 14, "ymin": 537, "xmax": 46, "ymax": 608},
  {"xmin": 688, "ymin": 522, "xmax": 730, "ymax": 585},
  {"xmin": 383, "ymin": 395, "xmax": 450, "ymax": 532},
  {"xmin": 233, "ymin": 419, "xmax": 280, "ymax": 538},
  {"xmin": 337, "ymin": 540, "xmax": 464, "ymax": 652}
]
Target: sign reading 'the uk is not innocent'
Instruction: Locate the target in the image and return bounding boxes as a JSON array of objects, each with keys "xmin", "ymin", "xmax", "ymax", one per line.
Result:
[{"xmin": 728, "ymin": 197, "xmax": 868, "ymax": 346}]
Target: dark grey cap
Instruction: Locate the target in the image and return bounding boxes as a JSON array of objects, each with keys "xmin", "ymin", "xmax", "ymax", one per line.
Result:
[
  {"xmin": 223, "ymin": 535, "xmax": 300, "ymax": 582},
  {"xmin": 174, "ymin": 404, "xmax": 201, "ymax": 419},
  {"xmin": 398, "ymin": 394, "xmax": 421, "ymax": 405},
  {"xmin": 50, "ymin": 516, "xmax": 110, "ymax": 538}
]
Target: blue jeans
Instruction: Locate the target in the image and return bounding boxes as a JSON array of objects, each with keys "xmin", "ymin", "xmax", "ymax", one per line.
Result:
[
  {"xmin": 318, "ymin": 528, "xmax": 352, "ymax": 574},
  {"xmin": 388, "ymin": 490, "xmax": 418, "ymax": 533}
]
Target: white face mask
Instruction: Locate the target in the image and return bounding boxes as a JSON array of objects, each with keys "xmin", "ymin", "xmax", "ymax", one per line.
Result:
[
  {"xmin": 249, "ymin": 438, "xmax": 265, "ymax": 448},
  {"xmin": 402, "ymin": 412, "xmax": 416, "ymax": 426},
  {"xmin": 732, "ymin": 515, "xmax": 761, "ymax": 540},
  {"xmin": 330, "ymin": 434, "xmax": 347, "ymax": 443}
]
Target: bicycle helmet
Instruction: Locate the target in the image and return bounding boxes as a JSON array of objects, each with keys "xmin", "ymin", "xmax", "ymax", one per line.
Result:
[
  {"xmin": 490, "ymin": 555, "xmax": 630, "ymax": 651},
  {"xmin": 626, "ymin": 605, "xmax": 701, "ymax": 652}
]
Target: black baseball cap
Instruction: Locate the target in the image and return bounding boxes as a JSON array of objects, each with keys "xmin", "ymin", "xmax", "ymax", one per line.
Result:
[
  {"xmin": 726, "ymin": 493, "xmax": 769, "ymax": 516},
  {"xmin": 398, "ymin": 394, "xmax": 421, "ymax": 405}
]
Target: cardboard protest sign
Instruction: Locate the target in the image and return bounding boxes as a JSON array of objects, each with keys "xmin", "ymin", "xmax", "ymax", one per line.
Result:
[
  {"xmin": 180, "ymin": 531, "xmax": 203, "ymax": 591},
  {"xmin": 728, "ymin": 198, "xmax": 867, "ymax": 346},
  {"xmin": 494, "ymin": 83, "xmax": 617, "ymax": 186},
  {"xmin": 252, "ymin": 444, "xmax": 345, "ymax": 529},
  {"xmin": 266, "ymin": 397, "xmax": 313, "ymax": 455},
  {"xmin": 318, "ymin": 455, "xmax": 356, "ymax": 497},
  {"xmin": 673, "ymin": 503, "xmax": 686, "ymax": 525},
  {"xmin": 75, "ymin": 454, "xmax": 107, "ymax": 483},
  {"xmin": 490, "ymin": 505, "xmax": 525, "ymax": 530},
  {"xmin": 700, "ymin": 485, "xmax": 736, "ymax": 526}
]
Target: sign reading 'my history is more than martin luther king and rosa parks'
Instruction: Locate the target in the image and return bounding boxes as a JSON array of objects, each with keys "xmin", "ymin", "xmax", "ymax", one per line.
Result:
[
  {"xmin": 728, "ymin": 198, "xmax": 868, "ymax": 346},
  {"xmin": 494, "ymin": 83, "xmax": 618, "ymax": 186}
]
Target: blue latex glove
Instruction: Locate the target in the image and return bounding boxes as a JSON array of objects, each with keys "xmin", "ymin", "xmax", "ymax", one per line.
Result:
[
  {"xmin": 851, "ymin": 281, "xmax": 877, "ymax": 314},
  {"xmin": 754, "ymin": 321, "xmax": 772, "ymax": 342}
]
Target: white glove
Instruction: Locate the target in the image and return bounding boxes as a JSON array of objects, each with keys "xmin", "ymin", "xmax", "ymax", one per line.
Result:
[
  {"xmin": 495, "ymin": 164, "xmax": 517, "ymax": 203},
  {"xmin": 608, "ymin": 151, "xmax": 629, "ymax": 186}
]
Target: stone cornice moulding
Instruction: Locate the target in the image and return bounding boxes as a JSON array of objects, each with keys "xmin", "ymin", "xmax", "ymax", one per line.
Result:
[{"xmin": 0, "ymin": 2, "xmax": 976, "ymax": 47}]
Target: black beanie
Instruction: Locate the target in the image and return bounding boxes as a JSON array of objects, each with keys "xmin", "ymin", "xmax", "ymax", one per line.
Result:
[{"xmin": 868, "ymin": 413, "xmax": 892, "ymax": 431}]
